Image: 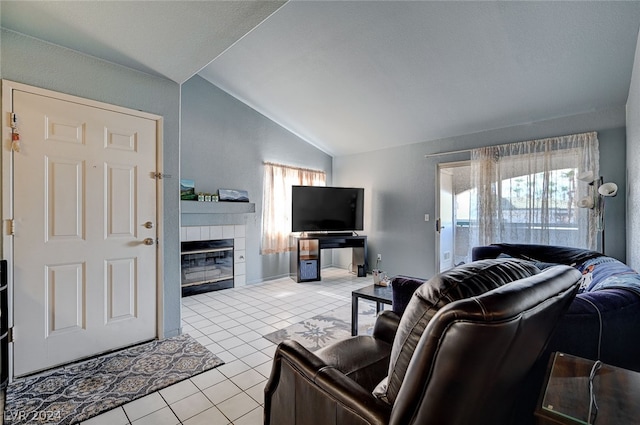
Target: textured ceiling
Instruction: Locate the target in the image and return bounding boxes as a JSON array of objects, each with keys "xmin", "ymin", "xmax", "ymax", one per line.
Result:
[
  {"xmin": 0, "ymin": 0, "xmax": 285, "ymax": 83},
  {"xmin": 2, "ymin": 1, "xmax": 640, "ymax": 156},
  {"xmin": 199, "ymin": 1, "xmax": 640, "ymax": 156}
]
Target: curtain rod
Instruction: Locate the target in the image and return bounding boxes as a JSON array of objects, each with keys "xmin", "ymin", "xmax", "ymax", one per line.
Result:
[
  {"xmin": 424, "ymin": 148, "xmax": 471, "ymax": 158},
  {"xmin": 263, "ymin": 161, "xmax": 325, "ymax": 174},
  {"xmin": 423, "ymin": 131, "xmax": 597, "ymax": 159}
]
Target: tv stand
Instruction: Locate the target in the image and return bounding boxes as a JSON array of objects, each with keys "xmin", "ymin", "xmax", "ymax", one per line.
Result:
[
  {"xmin": 290, "ymin": 234, "xmax": 368, "ymax": 282},
  {"xmin": 306, "ymin": 232, "xmax": 355, "ymax": 237}
]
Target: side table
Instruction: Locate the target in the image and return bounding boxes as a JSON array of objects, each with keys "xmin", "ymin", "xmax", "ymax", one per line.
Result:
[
  {"xmin": 535, "ymin": 352, "xmax": 640, "ymax": 425},
  {"xmin": 351, "ymin": 284, "xmax": 392, "ymax": 336}
]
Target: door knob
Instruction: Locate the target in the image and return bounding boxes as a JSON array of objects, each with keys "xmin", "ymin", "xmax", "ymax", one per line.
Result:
[
  {"xmin": 143, "ymin": 221, "xmax": 154, "ymax": 229},
  {"xmin": 143, "ymin": 238, "xmax": 155, "ymax": 246}
]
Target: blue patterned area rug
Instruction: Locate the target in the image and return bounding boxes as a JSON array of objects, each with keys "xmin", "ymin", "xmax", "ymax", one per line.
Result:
[
  {"xmin": 263, "ymin": 301, "xmax": 379, "ymax": 351},
  {"xmin": 4, "ymin": 334, "xmax": 224, "ymax": 425}
]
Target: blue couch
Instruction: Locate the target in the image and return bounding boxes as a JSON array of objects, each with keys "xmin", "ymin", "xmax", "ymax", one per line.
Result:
[
  {"xmin": 391, "ymin": 244, "xmax": 640, "ymax": 425},
  {"xmin": 472, "ymin": 244, "xmax": 640, "ymax": 424},
  {"xmin": 471, "ymin": 244, "xmax": 640, "ymax": 370}
]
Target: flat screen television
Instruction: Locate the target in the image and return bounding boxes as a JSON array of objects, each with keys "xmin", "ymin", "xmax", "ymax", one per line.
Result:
[{"xmin": 291, "ymin": 186, "xmax": 364, "ymax": 233}]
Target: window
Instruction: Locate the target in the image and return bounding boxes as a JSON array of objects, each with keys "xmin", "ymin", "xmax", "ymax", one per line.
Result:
[
  {"xmin": 261, "ymin": 163, "xmax": 326, "ymax": 254},
  {"xmin": 469, "ymin": 132, "xmax": 599, "ymax": 250}
]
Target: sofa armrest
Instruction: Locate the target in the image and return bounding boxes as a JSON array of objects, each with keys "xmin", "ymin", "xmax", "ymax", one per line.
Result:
[
  {"xmin": 471, "ymin": 243, "xmax": 602, "ymax": 265},
  {"xmin": 471, "ymin": 245, "xmax": 503, "ymax": 261},
  {"xmin": 372, "ymin": 310, "xmax": 400, "ymax": 344},
  {"xmin": 265, "ymin": 340, "xmax": 391, "ymax": 425},
  {"xmin": 390, "ymin": 275, "xmax": 426, "ymax": 316}
]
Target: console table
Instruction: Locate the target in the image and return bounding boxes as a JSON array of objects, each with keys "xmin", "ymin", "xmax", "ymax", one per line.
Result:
[{"xmin": 290, "ymin": 234, "xmax": 368, "ymax": 282}]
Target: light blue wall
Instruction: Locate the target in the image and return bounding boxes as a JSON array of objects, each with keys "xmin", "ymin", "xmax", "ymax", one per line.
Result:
[
  {"xmin": 0, "ymin": 29, "xmax": 182, "ymax": 338},
  {"xmin": 180, "ymin": 75, "xmax": 333, "ymax": 282},
  {"xmin": 334, "ymin": 108, "xmax": 627, "ymax": 279},
  {"xmin": 626, "ymin": 29, "xmax": 640, "ymax": 271},
  {"xmin": 598, "ymin": 126, "xmax": 627, "ymax": 261},
  {"xmin": 4, "ymin": 24, "xmax": 632, "ymax": 306}
]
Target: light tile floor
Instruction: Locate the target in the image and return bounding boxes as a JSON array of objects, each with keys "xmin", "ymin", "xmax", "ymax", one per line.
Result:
[{"xmin": 80, "ymin": 267, "xmax": 375, "ymax": 425}]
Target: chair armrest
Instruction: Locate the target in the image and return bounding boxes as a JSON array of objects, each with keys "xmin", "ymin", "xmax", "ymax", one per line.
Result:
[
  {"xmin": 265, "ymin": 340, "xmax": 391, "ymax": 425},
  {"xmin": 372, "ymin": 310, "xmax": 401, "ymax": 344},
  {"xmin": 315, "ymin": 335, "xmax": 392, "ymax": 392}
]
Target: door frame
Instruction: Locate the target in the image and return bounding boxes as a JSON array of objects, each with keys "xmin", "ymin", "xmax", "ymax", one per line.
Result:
[
  {"xmin": 1, "ymin": 79, "xmax": 164, "ymax": 381},
  {"xmin": 435, "ymin": 160, "xmax": 469, "ymax": 273}
]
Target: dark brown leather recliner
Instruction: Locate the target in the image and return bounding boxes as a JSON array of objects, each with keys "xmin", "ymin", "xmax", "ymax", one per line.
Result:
[{"xmin": 264, "ymin": 259, "xmax": 581, "ymax": 425}]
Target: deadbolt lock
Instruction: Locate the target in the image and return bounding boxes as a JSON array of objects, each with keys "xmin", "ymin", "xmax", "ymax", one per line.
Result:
[{"xmin": 143, "ymin": 221, "xmax": 154, "ymax": 229}]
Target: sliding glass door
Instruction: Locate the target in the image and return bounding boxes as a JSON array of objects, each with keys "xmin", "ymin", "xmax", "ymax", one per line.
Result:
[{"xmin": 437, "ymin": 162, "xmax": 471, "ymax": 272}]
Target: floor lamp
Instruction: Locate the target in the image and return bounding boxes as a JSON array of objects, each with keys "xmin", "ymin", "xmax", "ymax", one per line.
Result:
[{"xmin": 577, "ymin": 172, "xmax": 618, "ymax": 254}]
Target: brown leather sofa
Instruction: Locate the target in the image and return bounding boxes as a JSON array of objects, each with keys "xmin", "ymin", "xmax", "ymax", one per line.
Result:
[{"xmin": 264, "ymin": 259, "xmax": 581, "ymax": 425}]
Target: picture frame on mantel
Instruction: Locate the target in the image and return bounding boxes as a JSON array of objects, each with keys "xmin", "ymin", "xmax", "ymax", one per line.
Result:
[
  {"xmin": 218, "ymin": 189, "xmax": 249, "ymax": 202},
  {"xmin": 180, "ymin": 179, "xmax": 197, "ymax": 200}
]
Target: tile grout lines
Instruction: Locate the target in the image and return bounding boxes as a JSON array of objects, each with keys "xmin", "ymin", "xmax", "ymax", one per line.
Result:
[{"xmin": 79, "ymin": 267, "xmax": 375, "ymax": 425}]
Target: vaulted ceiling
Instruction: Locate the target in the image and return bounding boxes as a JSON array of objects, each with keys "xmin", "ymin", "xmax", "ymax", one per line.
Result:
[{"xmin": 2, "ymin": 1, "xmax": 640, "ymax": 156}]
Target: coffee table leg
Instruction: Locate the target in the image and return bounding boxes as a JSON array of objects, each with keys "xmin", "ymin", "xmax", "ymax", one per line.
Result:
[{"xmin": 351, "ymin": 294, "xmax": 358, "ymax": 336}]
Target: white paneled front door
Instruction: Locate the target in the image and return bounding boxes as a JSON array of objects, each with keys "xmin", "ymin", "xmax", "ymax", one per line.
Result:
[{"xmin": 10, "ymin": 88, "xmax": 159, "ymax": 376}]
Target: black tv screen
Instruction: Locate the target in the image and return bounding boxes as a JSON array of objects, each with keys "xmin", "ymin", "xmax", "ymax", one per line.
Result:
[{"xmin": 292, "ymin": 186, "xmax": 364, "ymax": 232}]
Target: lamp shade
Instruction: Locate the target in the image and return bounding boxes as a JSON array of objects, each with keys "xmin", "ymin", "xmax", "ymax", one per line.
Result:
[
  {"xmin": 576, "ymin": 196, "xmax": 594, "ymax": 209},
  {"xmin": 577, "ymin": 171, "xmax": 595, "ymax": 182},
  {"xmin": 598, "ymin": 182, "xmax": 618, "ymax": 197}
]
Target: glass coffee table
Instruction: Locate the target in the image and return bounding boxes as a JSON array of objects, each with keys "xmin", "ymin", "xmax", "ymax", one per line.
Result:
[{"xmin": 351, "ymin": 284, "xmax": 393, "ymax": 335}]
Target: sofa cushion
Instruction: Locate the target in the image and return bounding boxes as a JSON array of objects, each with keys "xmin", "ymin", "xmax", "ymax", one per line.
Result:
[
  {"xmin": 551, "ymin": 288, "xmax": 640, "ymax": 370},
  {"xmin": 373, "ymin": 258, "xmax": 540, "ymax": 405}
]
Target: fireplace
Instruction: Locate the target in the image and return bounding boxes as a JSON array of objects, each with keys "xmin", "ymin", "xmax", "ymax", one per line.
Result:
[{"xmin": 181, "ymin": 239, "xmax": 234, "ymax": 296}]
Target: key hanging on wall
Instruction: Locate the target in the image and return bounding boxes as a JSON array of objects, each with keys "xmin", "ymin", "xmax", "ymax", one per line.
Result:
[
  {"xmin": 11, "ymin": 131, "xmax": 21, "ymax": 153},
  {"xmin": 10, "ymin": 113, "xmax": 21, "ymax": 152}
]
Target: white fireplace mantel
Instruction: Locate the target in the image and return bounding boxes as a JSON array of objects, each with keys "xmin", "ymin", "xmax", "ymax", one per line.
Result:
[{"xmin": 180, "ymin": 200, "xmax": 255, "ymax": 215}]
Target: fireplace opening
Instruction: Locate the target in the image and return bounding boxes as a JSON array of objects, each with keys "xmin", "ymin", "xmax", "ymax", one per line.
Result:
[{"xmin": 181, "ymin": 239, "xmax": 233, "ymax": 296}]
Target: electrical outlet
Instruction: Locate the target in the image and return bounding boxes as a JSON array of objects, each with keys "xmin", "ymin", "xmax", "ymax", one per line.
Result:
[{"xmin": 377, "ymin": 254, "xmax": 382, "ymax": 262}]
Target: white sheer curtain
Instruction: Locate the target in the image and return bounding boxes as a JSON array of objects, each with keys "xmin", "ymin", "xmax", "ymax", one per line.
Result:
[
  {"xmin": 261, "ymin": 163, "xmax": 326, "ymax": 254},
  {"xmin": 469, "ymin": 132, "xmax": 599, "ymax": 251}
]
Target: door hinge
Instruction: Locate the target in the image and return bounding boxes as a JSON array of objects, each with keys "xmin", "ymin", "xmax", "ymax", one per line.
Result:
[
  {"xmin": 151, "ymin": 172, "xmax": 172, "ymax": 180},
  {"xmin": 6, "ymin": 219, "xmax": 14, "ymax": 236},
  {"xmin": 7, "ymin": 327, "xmax": 14, "ymax": 343}
]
